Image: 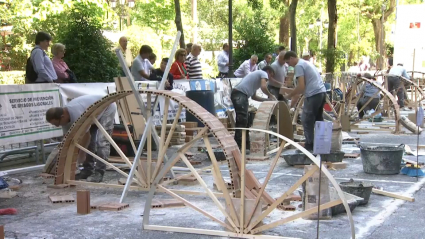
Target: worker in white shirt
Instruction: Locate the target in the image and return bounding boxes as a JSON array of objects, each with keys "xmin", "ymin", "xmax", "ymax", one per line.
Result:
[
  {"xmin": 234, "ymin": 55, "xmax": 258, "ymax": 78},
  {"xmin": 217, "ymin": 43, "xmax": 230, "ymax": 78}
]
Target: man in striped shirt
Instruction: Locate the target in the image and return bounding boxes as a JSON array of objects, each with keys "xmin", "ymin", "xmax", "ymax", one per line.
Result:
[{"xmin": 185, "ymin": 44, "xmax": 203, "ymax": 79}]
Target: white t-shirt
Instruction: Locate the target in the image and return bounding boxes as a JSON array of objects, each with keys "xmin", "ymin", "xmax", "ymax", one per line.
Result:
[{"xmin": 131, "ymin": 55, "xmax": 154, "ymax": 81}]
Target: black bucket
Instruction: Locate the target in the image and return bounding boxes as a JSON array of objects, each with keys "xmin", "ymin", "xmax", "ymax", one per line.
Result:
[
  {"xmin": 186, "ymin": 90, "xmax": 216, "ymax": 127},
  {"xmin": 339, "ymin": 179, "xmax": 373, "ymax": 205},
  {"xmin": 359, "ymin": 143, "xmax": 404, "ymax": 175}
]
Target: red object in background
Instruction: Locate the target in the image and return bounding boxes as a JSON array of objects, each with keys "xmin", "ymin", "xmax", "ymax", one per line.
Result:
[
  {"xmin": 324, "ymin": 103, "xmax": 332, "ymax": 112},
  {"xmin": 415, "ymin": 22, "xmax": 421, "ymax": 28},
  {"xmin": 0, "ymin": 208, "xmax": 17, "ymax": 215}
]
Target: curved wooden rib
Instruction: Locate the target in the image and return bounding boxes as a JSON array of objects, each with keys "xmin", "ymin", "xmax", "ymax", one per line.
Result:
[
  {"xmin": 250, "ymin": 101, "xmax": 293, "ymax": 158},
  {"xmin": 143, "ymin": 127, "xmax": 355, "ymax": 238}
]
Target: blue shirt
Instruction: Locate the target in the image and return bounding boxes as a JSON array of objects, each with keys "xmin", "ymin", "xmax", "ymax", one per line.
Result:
[
  {"xmin": 31, "ymin": 45, "xmax": 57, "ymax": 83},
  {"xmin": 389, "ymin": 65, "xmax": 410, "ymax": 80}
]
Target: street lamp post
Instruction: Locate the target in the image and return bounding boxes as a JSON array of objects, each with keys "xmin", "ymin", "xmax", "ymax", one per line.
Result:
[{"xmin": 109, "ymin": 0, "xmax": 135, "ymax": 31}]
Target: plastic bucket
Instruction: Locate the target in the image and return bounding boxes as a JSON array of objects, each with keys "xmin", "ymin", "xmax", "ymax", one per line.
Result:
[
  {"xmin": 359, "ymin": 144, "xmax": 404, "ymax": 175},
  {"xmin": 185, "ymin": 90, "xmax": 216, "ymax": 127}
]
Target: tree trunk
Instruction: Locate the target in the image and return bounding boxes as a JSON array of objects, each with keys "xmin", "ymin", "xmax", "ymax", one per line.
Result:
[
  {"xmin": 289, "ymin": 0, "xmax": 298, "ymax": 52},
  {"xmin": 325, "ymin": 0, "xmax": 337, "ymax": 73},
  {"xmin": 191, "ymin": 0, "xmax": 197, "ymax": 43},
  {"xmin": 279, "ymin": 12, "xmax": 290, "ymax": 46},
  {"xmin": 174, "ymin": 0, "xmax": 185, "ymax": 48},
  {"xmin": 372, "ymin": 19, "xmax": 384, "ymax": 69}
]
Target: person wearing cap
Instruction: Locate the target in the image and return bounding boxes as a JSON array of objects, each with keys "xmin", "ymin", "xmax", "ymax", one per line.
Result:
[
  {"xmin": 357, "ymin": 73, "xmax": 380, "ymax": 119},
  {"xmin": 388, "ymin": 63, "xmax": 410, "ymax": 110},
  {"xmin": 302, "ymin": 52, "xmax": 310, "ymax": 61}
]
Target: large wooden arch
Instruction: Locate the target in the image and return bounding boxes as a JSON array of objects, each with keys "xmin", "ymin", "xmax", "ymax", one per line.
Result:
[
  {"xmin": 249, "ymin": 101, "xmax": 293, "ymax": 160},
  {"xmin": 53, "ymin": 90, "xmax": 355, "ymax": 238}
]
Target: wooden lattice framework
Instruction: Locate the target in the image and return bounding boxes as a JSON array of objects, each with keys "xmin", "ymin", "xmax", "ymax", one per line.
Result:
[{"xmin": 53, "ymin": 90, "xmax": 355, "ymax": 238}]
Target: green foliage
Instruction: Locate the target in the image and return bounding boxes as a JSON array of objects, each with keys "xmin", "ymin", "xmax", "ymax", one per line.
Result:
[
  {"xmin": 0, "ymin": 71, "xmax": 25, "ymax": 84},
  {"xmin": 130, "ymin": 0, "xmax": 175, "ymax": 33},
  {"xmin": 55, "ymin": 2, "xmax": 119, "ymax": 82},
  {"xmin": 233, "ymin": 8, "xmax": 276, "ymax": 67}
]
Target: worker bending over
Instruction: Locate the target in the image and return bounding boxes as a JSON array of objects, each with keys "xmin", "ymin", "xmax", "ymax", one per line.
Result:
[
  {"xmin": 46, "ymin": 95, "xmax": 117, "ymax": 182},
  {"xmin": 357, "ymin": 73, "xmax": 380, "ymax": 119},
  {"xmin": 282, "ymin": 51, "xmax": 326, "ymax": 151},
  {"xmin": 231, "ymin": 66, "xmax": 277, "ymax": 149}
]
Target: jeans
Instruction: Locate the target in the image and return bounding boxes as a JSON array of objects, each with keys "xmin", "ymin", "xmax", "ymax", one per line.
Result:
[
  {"xmin": 302, "ymin": 92, "xmax": 326, "ymax": 150},
  {"xmin": 356, "ymin": 96, "xmax": 380, "ymax": 119},
  {"xmin": 82, "ymin": 108, "xmax": 115, "ymax": 174},
  {"xmin": 231, "ymin": 90, "xmax": 250, "ymax": 149},
  {"xmin": 387, "ymin": 76, "xmax": 404, "ymax": 107}
]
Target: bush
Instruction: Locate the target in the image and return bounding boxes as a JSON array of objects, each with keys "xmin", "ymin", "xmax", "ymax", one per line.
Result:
[
  {"xmin": 0, "ymin": 71, "xmax": 25, "ymax": 84},
  {"xmin": 233, "ymin": 10, "xmax": 275, "ymax": 67},
  {"xmin": 55, "ymin": 2, "xmax": 119, "ymax": 82}
]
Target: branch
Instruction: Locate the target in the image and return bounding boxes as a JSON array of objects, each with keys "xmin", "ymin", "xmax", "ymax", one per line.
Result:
[{"xmin": 383, "ymin": 0, "xmax": 396, "ymax": 21}]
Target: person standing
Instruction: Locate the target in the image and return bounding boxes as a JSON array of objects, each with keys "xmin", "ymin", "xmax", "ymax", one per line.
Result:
[
  {"xmin": 388, "ymin": 63, "xmax": 410, "ymax": 110},
  {"xmin": 268, "ymin": 51, "xmax": 287, "ymax": 100},
  {"xmin": 257, "ymin": 53, "xmax": 272, "ymax": 70},
  {"xmin": 45, "ymin": 95, "xmax": 117, "ymax": 182},
  {"xmin": 234, "ymin": 55, "xmax": 258, "ymax": 78},
  {"xmin": 186, "ymin": 43, "xmax": 193, "ymax": 55},
  {"xmin": 185, "ymin": 44, "xmax": 203, "ymax": 79},
  {"xmin": 273, "ymin": 46, "xmax": 285, "ymax": 62},
  {"xmin": 217, "ymin": 43, "xmax": 230, "ymax": 78},
  {"xmin": 27, "ymin": 31, "xmax": 57, "ymax": 83},
  {"xmin": 231, "ymin": 66, "xmax": 277, "ymax": 149},
  {"xmin": 131, "ymin": 45, "xmax": 154, "ymax": 81},
  {"xmin": 51, "ymin": 43, "xmax": 77, "ymax": 83},
  {"xmin": 282, "ymin": 51, "xmax": 326, "ymax": 151},
  {"xmin": 115, "ymin": 36, "xmax": 133, "ymax": 76}
]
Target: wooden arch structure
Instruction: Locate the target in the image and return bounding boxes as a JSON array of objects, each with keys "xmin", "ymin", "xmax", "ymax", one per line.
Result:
[
  {"xmin": 249, "ymin": 101, "xmax": 293, "ymax": 161},
  {"xmin": 54, "ymin": 90, "xmax": 355, "ymax": 238}
]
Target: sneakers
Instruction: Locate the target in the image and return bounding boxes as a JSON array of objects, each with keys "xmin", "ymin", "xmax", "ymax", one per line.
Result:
[
  {"xmin": 75, "ymin": 170, "xmax": 92, "ymax": 180},
  {"xmin": 87, "ymin": 170, "xmax": 104, "ymax": 183}
]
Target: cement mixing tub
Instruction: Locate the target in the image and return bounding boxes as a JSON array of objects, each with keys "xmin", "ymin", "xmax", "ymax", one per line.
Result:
[
  {"xmin": 329, "ymin": 187, "xmax": 364, "ymax": 215},
  {"xmin": 359, "ymin": 143, "xmax": 404, "ymax": 175},
  {"xmin": 339, "ymin": 179, "xmax": 373, "ymax": 205},
  {"xmin": 283, "ymin": 149, "xmax": 344, "ymax": 166}
]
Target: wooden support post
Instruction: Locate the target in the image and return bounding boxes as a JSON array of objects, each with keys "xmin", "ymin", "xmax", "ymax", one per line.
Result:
[{"xmin": 240, "ymin": 130, "xmax": 246, "ymax": 230}]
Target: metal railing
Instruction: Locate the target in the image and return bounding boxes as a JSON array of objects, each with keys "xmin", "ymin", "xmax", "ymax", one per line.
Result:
[{"xmin": 0, "ymin": 140, "xmax": 60, "ymax": 165}]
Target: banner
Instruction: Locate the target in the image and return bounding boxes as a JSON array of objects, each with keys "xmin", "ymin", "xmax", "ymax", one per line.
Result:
[{"xmin": 0, "ymin": 84, "xmax": 62, "ymax": 145}]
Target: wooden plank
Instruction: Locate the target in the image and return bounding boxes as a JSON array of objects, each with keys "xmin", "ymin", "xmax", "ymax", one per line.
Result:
[{"xmin": 372, "ymin": 188, "xmax": 415, "ymax": 202}]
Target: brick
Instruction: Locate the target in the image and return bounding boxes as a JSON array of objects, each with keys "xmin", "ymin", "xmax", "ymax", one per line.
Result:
[
  {"xmin": 98, "ymin": 202, "xmax": 129, "ymax": 211},
  {"xmin": 151, "ymin": 199, "xmax": 185, "ymax": 209},
  {"xmin": 40, "ymin": 173, "xmax": 55, "ymax": 179},
  {"xmin": 77, "ymin": 190, "xmax": 90, "ymax": 215},
  {"xmin": 49, "ymin": 195, "xmax": 75, "ymax": 203},
  {"xmin": 47, "ymin": 184, "xmax": 70, "ymax": 189}
]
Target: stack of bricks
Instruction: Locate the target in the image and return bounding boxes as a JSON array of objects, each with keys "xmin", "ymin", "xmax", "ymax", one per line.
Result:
[
  {"xmin": 155, "ymin": 124, "xmax": 186, "ymax": 145},
  {"xmin": 179, "ymin": 122, "xmax": 198, "ymax": 142},
  {"xmin": 249, "ymin": 102, "xmax": 276, "ymax": 159},
  {"xmin": 217, "ymin": 117, "xmax": 229, "ymax": 129}
]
